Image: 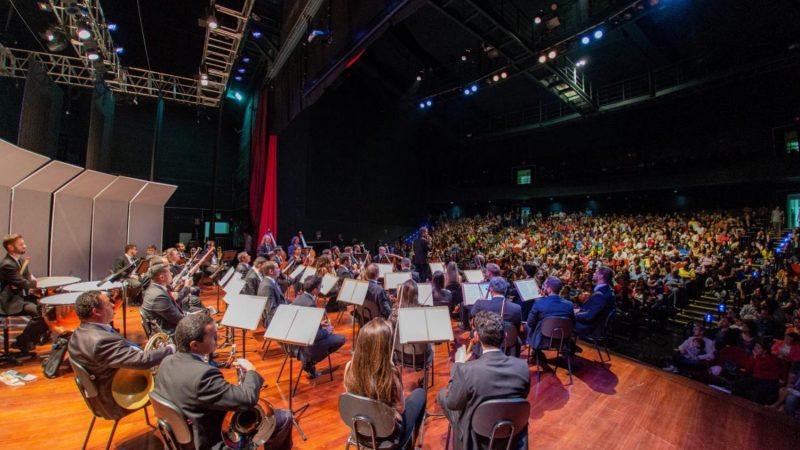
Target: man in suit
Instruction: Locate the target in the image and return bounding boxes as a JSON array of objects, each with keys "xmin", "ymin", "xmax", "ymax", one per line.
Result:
[
  {"xmin": 0, "ymin": 233, "xmax": 45, "ymax": 352},
  {"xmin": 526, "ymin": 276, "xmax": 575, "ymax": 366},
  {"xmin": 256, "ymin": 261, "xmax": 286, "ymax": 328},
  {"xmin": 141, "ymin": 264, "xmax": 191, "ymax": 336},
  {"xmin": 398, "ymin": 258, "xmax": 421, "ymax": 283},
  {"xmin": 111, "ymin": 244, "xmax": 142, "ymax": 295},
  {"xmin": 372, "ymin": 246, "xmax": 392, "ymax": 263},
  {"xmin": 573, "ymin": 266, "xmax": 616, "ymax": 352},
  {"xmin": 336, "ymin": 254, "xmax": 354, "ymax": 279},
  {"xmin": 437, "ymin": 311, "xmax": 530, "ymax": 450},
  {"xmin": 470, "ymin": 277, "xmax": 521, "ymax": 329},
  {"xmin": 240, "ymin": 257, "xmax": 267, "ymax": 296},
  {"xmin": 154, "ymin": 313, "xmax": 293, "ymax": 450},
  {"xmin": 357, "ymin": 264, "xmax": 392, "ymax": 325},
  {"xmin": 235, "ymin": 252, "xmax": 251, "ymax": 277},
  {"xmin": 412, "ymin": 227, "xmax": 431, "ymax": 282},
  {"xmin": 293, "ymin": 276, "xmax": 346, "ymax": 378},
  {"xmin": 68, "ymin": 290, "xmax": 175, "ymax": 419}
]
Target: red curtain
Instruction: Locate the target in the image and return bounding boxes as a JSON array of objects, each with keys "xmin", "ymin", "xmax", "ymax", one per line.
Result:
[{"xmin": 249, "ymin": 89, "xmax": 278, "ymax": 242}]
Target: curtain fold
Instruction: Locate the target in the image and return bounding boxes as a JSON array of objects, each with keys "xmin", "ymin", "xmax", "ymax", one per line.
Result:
[{"xmin": 249, "ymin": 88, "xmax": 278, "ymax": 242}]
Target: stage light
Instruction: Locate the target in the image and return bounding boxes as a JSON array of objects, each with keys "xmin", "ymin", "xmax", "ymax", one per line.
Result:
[
  {"xmin": 461, "ymin": 54, "xmax": 468, "ymax": 61},
  {"xmin": 470, "ymin": 84, "xmax": 478, "ymax": 93},
  {"xmin": 252, "ymin": 30, "xmax": 262, "ymax": 38},
  {"xmin": 534, "ymin": 16, "xmax": 542, "ymax": 25},
  {"xmin": 704, "ymin": 313, "xmax": 713, "ymax": 323},
  {"xmin": 307, "ymin": 29, "xmax": 328, "ymax": 43},
  {"xmin": 538, "ymin": 55, "xmax": 547, "ymax": 63},
  {"xmin": 500, "ymin": 71, "xmax": 507, "ymax": 79},
  {"xmin": 718, "ymin": 303, "xmax": 726, "ymax": 313},
  {"xmin": 77, "ymin": 25, "xmax": 91, "ymax": 40},
  {"xmin": 200, "ymin": 73, "xmax": 209, "ymax": 86},
  {"xmin": 238, "ymin": 68, "xmax": 245, "ymax": 74},
  {"xmin": 463, "ymin": 88, "xmax": 470, "ymax": 95},
  {"xmin": 45, "ymin": 30, "xmax": 55, "ymax": 42},
  {"xmin": 234, "ymin": 92, "xmax": 243, "ymax": 101},
  {"xmin": 426, "ymin": 100, "xmax": 432, "ymax": 107},
  {"xmin": 87, "ymin": 51, "xmax": 100, "ymax": 61},
  {"xmin": 208, "ymin": 15, "xmax": 219, "ymax": 29},
  {"xmin": 594, "ymin": 29, "xmax": 604, "ymax": 40},
  {"xmin": 115, "ymin": 47, "xmax": 124, "ymax": 54},
  {"xmin": 243, "ymin": 57, "xmax": 250, "ymax": 63},
  {"xmin": 550, "ymin": 3, "xmax": 558, "ymax": 11},
  {"xmin": 576, "ymin": 59, "xmax": 587, "ymax": 67},
  {"xmin": 38, "ymin": 2, "xmax": 49, "ymax": 11},
  {"xmin": 492, "ymin": 74, "xmax": 500, "ymax": 82},
  {"xmin": 419, "ymin": 102, "xmax": 425, "ymax": 109},
  {"xmin": 416, "ymin": 75, "xmax": 422, "ymax": 81},
  {"xmin": 581, "ymin": 36, "xmax": 591, "ymax": 45},
  {"xmin": 234, "ymin": 76, "xmax": 242, "ymax": 81},
  {"xmin": 548, "ymin": 50, "xmax": 557, "ymax": 59},
  {"xmin": 107, "ymin": 23, "xmax": 117, "ymax": 32}
]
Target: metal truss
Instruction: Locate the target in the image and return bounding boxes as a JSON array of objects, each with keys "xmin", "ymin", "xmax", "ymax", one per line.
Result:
[
  {"xmin": 45, "ymin": 1, "xmax": 119, "ymax": 71},
  {"xmin": 200, "ymin": 0, "xmax": 256, "ymax": 92},
  {"xmin": 0, "ymin": 46, "xmax": 220, "ymax": 107}
]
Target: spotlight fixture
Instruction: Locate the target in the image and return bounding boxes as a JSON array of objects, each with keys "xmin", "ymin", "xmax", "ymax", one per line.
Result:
[
  {"xmin": 548, "ymin": 50, "xmax": 557, "ymax": 59},
  {"xmin": 234, "ymin": 92, "xmax": 243, "ymax": 101},
  {"xmin": 500, "ymin": 71, "xmax": 507, "ymax": 79},
  {"xmin": 86, "ymin": 50, "xmax": 100, "ymax": 61},
  {"xmin": 114, "ymin": 46, "xmax": 124, "ymax": 54},
  {"xmin": 470, "ymin": 84, "xmax": 478, "ymax": 93},
  {"xmin": 419, "ymin": 102, "xmax": 425, "ymax": 109},
  {"xmin": 576, "ymin": 59, "xmax": 587, "ymax": 67},
  {"xmin": 45, "ymin": 30, "xmax": 56, "ymax": 42},
  {"xmin": 581, "ymin": 36, "xmax": 591, "ymax": 45},
  {"xmin": 77, "ymin": 25, "xmax": 91, "ymax": 40},
  {"xmin": 594, "ymin": 29, "xmax": 604, "ymax": 40},
  {"xmin": 463, "ymin": 88, "xmax": 470, "ymax": 95},
  {"xmin": 234, "ymin": 76, "xmax": 242, "ymax": 81},
  {"xmin": 237, "ymin": 68, "xmax": 245, "ymax": 74},
  {"xmin": 534, "ymin": 16, "xmax": 542, "ymax": 25},
  {"xmin": 538, "ymin": 55, "xmax": 547, "ymax": 63},
  {"xmin": 243, "ymin": 57, "xmax": 250, "ymax": 63},
  {"xmin": 107, "ymin": 23, "xmax": 117, "ymax": 32},
  {"xmin": 492, "ymin": 74, "xmax": 500, "ymax": 82},
  {"xmin": 252, "ymin": 30, "xmax": 262, "ymax": 38},
  {"xmin": 207, "ymin": 15, "xmax": 219, "ymax": 29},
  {"xmin": 200, "ymin": 73, "xmax": 209, "ymax": 86},
  {"xmin": 307, "ymin": 29, "xmax": 329, "ymax": 43},
  {"xmin": 37, "ymin": 2, "xmax": 49, "ymax": 11},
  {"xmin": 426, "ymin": 100, "xmax": 432, "ymax": 107},
  {"xmin": 416, "ymin": 75, "xmax": 422, "ymax": 81}
]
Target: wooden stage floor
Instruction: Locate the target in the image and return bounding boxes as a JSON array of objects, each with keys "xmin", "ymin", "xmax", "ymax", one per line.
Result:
[{"xmin": 1, "ymin": 287, "xmax": 798, "ymax": 450}]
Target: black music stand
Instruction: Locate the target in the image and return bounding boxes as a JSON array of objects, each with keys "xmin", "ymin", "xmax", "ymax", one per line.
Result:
[
  {"xmin": 104, "ymin": 261, "xmax": 137, "ymax": 338},
  {"xmin": 220, "ymin": 294, "xmax": 266, "ymax": 359},
  {"xmin": 264, "ymin": 304, "xmax": 324, "ymax": 441}
]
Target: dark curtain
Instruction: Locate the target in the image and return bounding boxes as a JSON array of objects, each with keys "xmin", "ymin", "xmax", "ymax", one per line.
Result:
[
  {"xmin": 86, "ymin": 81, "xmax": 115, "ymax": 170},
  {"xmin": 18, "ymin": 58, "xmax": 62, "ymax": 157}
]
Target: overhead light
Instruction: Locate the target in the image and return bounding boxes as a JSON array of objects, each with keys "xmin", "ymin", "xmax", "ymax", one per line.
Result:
[
  {"xmin": 45, "ymin": 30, "xmax": 56, "ymax": 42},
  {"xmin": 581, "ymin": 36, "xmax": 591, "ymax": 45},
  {"xmin": 576, "ymin": 59, "xmax": 587, "ymax": 67},
  {"xmin": 470, "ymin": 84, "xmax": 478, "ymax": 93},
  {"xmin": 200, "ymin": 73, "xmax": 209, "ymax": 86},
  {"xmin": 243, "ymin": 57, "xmax": 250, "ymax": 63},
  {"xmin": 492, "ymin": 74, "xmax": 500, "ymax": 82},
  {"xmin": 538, "ymin": 55, "xmax": 547, "ymax": 63},
  {"xmin": 461, "ymin": 54, "xmax": 468, "ymax": 62},
  {"xmin": 107, "ymin": 23, "xmax": 117, "ymax": 32},
  {"xmin": 548, "ymin": 50, "xmax": 557, "ymax": 59},
  {"xmin": 234, "ymin": 76, "xmax": 242, "ymax": 81},
  {"xmin": 307, "ymin": 29, "xmax": 328, "ymax": 43},
  {"xmin": 463, "ymin": 88, "xmax": 471, "ymax": 96},
  {"xmin": 416, "ymin": 75, "xmax": 422, "ymax": 81},
  {"xmin": 238, "ymin": 68, "xmax": 245, "ymax": 74},
  {"xmin": 419, "ymin": 102, "xmax": 426, "ymax": 109},
  {"xmin": 86, "ymin": 51, "xmax": 100, "ymax": 61},
  {"xmin": 37, "ymin": 2, "xmax": 49, "ymax": 11},
  {"xmin": 77, "ymin": 25, "xmax": 91, "ymax": 40},
  {"xmin": 500, "ymin": 71, "xmax": 508, "ymax": 79},
  {"xmin": 207, "ymin": 15, "xmax": 219, "ymax": 29},
  {"xmin": 594, "ymin": 29, "xmax": 604, "ymax": 40},
  {"xmin": 114, "ymin": 47, "xmax": 124, "ymax": 54},
  {"xmin": 252, "ymin": 30, "xmax": 262, "ymax": 38},
  {"xmin": 426, "ymin": 100, "xmax": 432, "ymax": 107},
  {"xmin": 234, "ymin": 92, "xmax": 243, "ymax": 101},
  {"xmin": 534, "ymin": 16, "xmax": 542, "ymax": 25}
]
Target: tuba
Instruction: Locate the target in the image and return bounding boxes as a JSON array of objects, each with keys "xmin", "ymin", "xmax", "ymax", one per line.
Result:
[
  {"xmin": 111, "ymin": 332, "xmax": 170, "ymax": 410},
  {"xmin": 221, "ymin": 362, "xmax": 276, "ymax": 449}
]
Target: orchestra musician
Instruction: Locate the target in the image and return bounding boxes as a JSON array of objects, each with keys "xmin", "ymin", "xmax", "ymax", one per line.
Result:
[
  {"xmin": 525, "ymin": 276, "xmax": 575, "ymax": 368},
  {"xmin": 235, "ymin": 252, "xmax": 251, "ymax": 277},
  {"xmin": 68, "ymin": 290, "xmax": 175, "ymax": 420},
  {"xmin": 241, "ymin": 257, "xmax": 267, "ymax": 296},
  {"xmin": 0, "ymin": 233, "xmax": 46, "ymax": 353},
  {"xmin": 146, "ymin": 244, "xmax": 158, "ymax": 258},
  {"xmin": 201, "ymin": 240, "xmax": 219, "ymax": 277},
  {"xmin": 287, "ymin": 236, "xmax": 301, "ymax": 258},
  {"xmin": 162, "ymin": 251, "xmax": 203, "ymax": 310},
  {"xmin": 336, "ymin": 254, "xmax": 355, "ymax": 279},
  {"xmin": 112, "ymin": 244, "xmax": 142, "ymax": 295},
  {"xmin": 412, "ymin": 227, "xmax": 431, "ymax": 282},
  {"xmin": 176, "ymin": 242, "xmax": 188, "ymax": 260},
  {"xmin": 355, "ymin": 264, "xmax": 391, "ymax": 326},
  {"xmin": 292, "ymin": 275, "xmax": 346, "ymax": 378},
  {"xmin": 257, "ymin": 233, "xmax": 274, "ymax": 258},
  {"xmin": 154, "ymin": 313, "xmax": 293, "ymax": 450},
  {"xmin": 141, "ymin": 264, "xmax": 208, "ymax": 336},
  {"xmin": 372, "ymin": 246, "xmax": 391, "ymax": 264},
  {"xmin": 437, "ymin": 311, "xmax": 530, "ymax": 450},
  {"xmin": 470, "ymin": 277, "xmax": 522, "ymax": 356},
  {"xmin": 256, "ymin": 261, "xmax": 286, "ymax": 328},
  {"xmin": 398, "ymin": 258, "xmax": 421, "ymax": 283}
]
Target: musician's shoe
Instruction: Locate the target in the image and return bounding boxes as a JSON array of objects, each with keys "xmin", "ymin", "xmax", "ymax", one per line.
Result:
[{"xmin": 304, "ymin": 364, "xmax": 322, "ymax": 379}]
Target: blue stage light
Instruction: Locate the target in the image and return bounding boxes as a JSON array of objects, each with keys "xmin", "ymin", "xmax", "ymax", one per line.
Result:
[
  {"xmin": 426, "ymin": 100, "xmax": 432, "ymax": 107},
  {"xmin": 107, "ymin": 23, "xmax": 117, "ymax": 31},
  {"xmin": 594, "ymin": 29, "xmax": 604, "ymax": 40},
  {"xmin": 252, "ymin": 31, "xmax": 262, "ymax": 38},
  {"xmin": 470, "ymin": 84, "xmax": 478, "ymax": 92},
  {"xmin": 463, "ymin": 88, "xmax": 471, "ymax": 95},
  {"xmin": 581, "ymin": 36, "xmax": 590, "ymax": 45},
  {"xmin": 419, "ymin": 102, "xmax": 425, "ymax": 109}
]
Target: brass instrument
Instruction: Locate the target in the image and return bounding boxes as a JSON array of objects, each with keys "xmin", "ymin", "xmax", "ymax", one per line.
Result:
[
  {"xmin": 221, "ymin": 361, "xmax": 276, "ymax": 449},
  {"xmin": 217, "ymin": 245, "xmax": 223, "ymax": 263},
  {"xmin": 19, "ymin": 257, "xmax": 29, "ymax": 274},
  {"xmin": 111, "ymin": 332, "xmax": 169, "ymax": 410}
]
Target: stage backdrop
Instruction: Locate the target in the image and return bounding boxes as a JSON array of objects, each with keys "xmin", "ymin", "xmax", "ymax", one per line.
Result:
[
  {"xmin": 90, "ymin": 177, "xmax": 147, "ymax": 280},
  {"xmin": 0, "ymin": 140, "xmax": 48, "ymax": 236},
  {"xmin": 128, "ymin": 182, "xmax": 177, "ymax": 254}
]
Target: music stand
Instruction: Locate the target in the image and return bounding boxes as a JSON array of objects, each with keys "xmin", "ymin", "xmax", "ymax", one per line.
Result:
[
  {"xmin": 513, "ymin": 278, "xmax": 541, "ymax": 302},
  {"xmin": 336, "ymin": 279, "xmax": 369, "ymax": 342},
  {"xmin": 264, "ymin": 304, "xmax": 324, "ymax": 441},
  {"xmin": 462, "ymin": 269, "xmax": 484, "ymax": 283},
  {"xmin": 461, "ymin": 282, "xmax": 490, "ymax": 306},
  {"xmin": 207, "ymin": 264, "xmax": 229, "ymax": 312},
  {"xmin": 103, "ymin": 261, "xmax": 136, "ymax": 338},
  {"xmin": 376, "ymin": 263, "xmax": 394, "ymax": 278},
  {"xmin": 429, "ymin": 262, "xmax": 445, "ymax": 274},
  {"xmin": 382, "ymin": 271, "xmax": 411, "ymax": 291},
  {"xmin": 220, "ymin": 294, "xmax": 267, "ymax": 358}
]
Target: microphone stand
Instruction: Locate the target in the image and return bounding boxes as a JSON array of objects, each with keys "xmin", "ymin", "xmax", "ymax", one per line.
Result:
[{"xmin": 103, "ymin": 261, "xmax": 137, "ymax": 338}]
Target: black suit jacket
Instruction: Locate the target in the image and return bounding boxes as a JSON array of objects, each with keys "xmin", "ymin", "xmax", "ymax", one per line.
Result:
[
  {"xmin": 68, "ymin": 322, "xmax": 172, "ymax": 420},
  {"xmin": 525, "ymin": 295, "xmax": 575, "ymax": 349},
  {"xmin": 444, "ymin": 350, "xmax": 530, "ymax": 450},
  {"xmin": 256, "ymin": 276, "xmax": 286, "ymax": 326},
  {"xmin": 361, "ymin": 280, "xmax": 391, "ymax": 321},
  {"xmin": 240, "ymin": 269, "xmax": 262, "ymax": 296},
  {"xmin": 154, "ymin": 352, "xmax": 263, "ymax": 450},
  {"xmin": 141, "ymin": 284, "xmax": 185, "ymax": 335},
  {"xmin": 575, "ymin": 284, "xmax": 615, "ymax": 336},
  {"xmin": 0, "ymin": 253, "xmax": 36, "ymax": 315},
  {"xmin": 112, "ymin": 254, "xmax": 134, "ymax": 274},
  {"xmin": 412, "ymin": 238, "xmax": 430, "ymax": 265}
]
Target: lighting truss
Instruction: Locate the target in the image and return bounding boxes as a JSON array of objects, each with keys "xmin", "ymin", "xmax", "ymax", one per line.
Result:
[
  {"xmin": 45, "ymin": 0, "xmax": 120, "ymax": 72},
  {"xmin": 200, "ymin": 0, "xmax": 256, "ymax": 91},
  {"xmin": 0, "ymin": 46, "xmax": 221, "ymax": 107}
]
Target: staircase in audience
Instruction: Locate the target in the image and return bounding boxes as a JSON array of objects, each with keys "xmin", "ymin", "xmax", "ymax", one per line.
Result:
[{"xmin": 672, "ymin": 292, "xmax": 720, "ymax": 327}]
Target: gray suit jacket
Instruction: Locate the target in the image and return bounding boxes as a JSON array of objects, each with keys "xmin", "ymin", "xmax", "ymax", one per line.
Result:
[
  {"xmin": 68, "ymin": 322, "xmax": 172, "ymax": 420},
  {"xmin": 444, "ymin": 350, "xmax": 530, "ymax": 450},
  {"xmin": 0, "ymin": 254, "xmax": 36, "ymax": 315},
  {"xmin": 154, "ymin": 352, "xmax": 263, "ymax": 450},
  {"xmin": 141, "ymin": 283, "xmax": 185, "ymax": 335},
  {"xmin": 240, "ymin": 269, "xmax": 262, "ymax": 296},
  {"xmin": 257, "ymin": 276, "xmax": 285, "ymax": 326}
]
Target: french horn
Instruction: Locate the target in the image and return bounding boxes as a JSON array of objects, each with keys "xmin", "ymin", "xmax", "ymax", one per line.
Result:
[
  {"xmin": 221, "ymin": 357, "xmax": 276, "ymax": 449},
  {"xmin": 111, "ymin": 332, "xmax": 169, "ymax": 410}
]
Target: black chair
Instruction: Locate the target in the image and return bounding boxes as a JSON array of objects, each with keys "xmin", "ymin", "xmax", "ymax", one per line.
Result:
[
  {"xmin": 536, "ymin": 317, "xmax": 574, "ymax": 384},
  {"xmin": 150, "ymin": 391, "xmax": 194, "ymax": 450},
  {"xmin": 338, "ymin": 393, "xmax": 414, "ymax": 449},
  {"xmin": 503, "ymin": 321, "xmax": 521, "ymax": 357},
  {"xmin": 0, "ymin": 311, "xmax": 35, "ymax": 364},
  {"xmin": 578, "ymin": 309, "xmax": 614, "ymax": 365},
  {"xmin": 394, "ymin": 341, "xmax": 434, "ymax": 389},
  {"xmin": 68, "ymin": 358, "xmax": 151, "ymax": 450},
  {"xmin": 444, "ymin": 398, "xmax": 530, "ymax": 450},
  {"xmin": 276, "ymin": 342, "xmax": 334, "ymax": 396}
]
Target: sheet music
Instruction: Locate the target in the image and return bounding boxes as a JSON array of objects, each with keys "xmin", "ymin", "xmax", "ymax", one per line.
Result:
[
  {"xmin": 263, "ymin": 304, "xmax": 297, "ymax": 341},
  {"xmin": 398, "ymin": 306, "xmax": 454, "ymax": 344},
  {"xmin": 383, "ymin": 271, "xmax": 411, "ymax": 290},
  {"xmin": 429, "ymin": 262, "xmax": 445, "ymax": 274},
  {"xmin": 337, "ymin": 279, "xmax": 368, "ymax": 305},
  {"xmin": 376, "ymin": 263, "xmax": 394, "ymax": 277},
  {"xmin": 220, "ymin": 267, "xmax": 236, "ymax": 286},
  {"xmin": 220, "ymin": 294, "xmax": 267, "ymax": 331},
  {"xmin": 462, "ymin": 283, "xmax": 485, "ymax": 306},
  {"xmin": 417, "ymin": 283, "xmax": 433, "ymax": 306},
  {"xmin": 225, "ymin": 278, "xmax": 245, "ymax": 296},
  {"xmin": 514, "ymin": 278, "xmax": 541, "ymax": 301},
  {"xmin": 290, "ymin": 265, "xmax": 306, "ymax": 279},
  {"xmin": 299, "ymin": 269, "xmax": 315, "ymax": 284},
  {"xmin": 263, "ymin": 304, "xmax": 325, "ymax": 346},
  {"xmin": 463, "ymin": 270, "xmax": 484, "ymax": 283},
  {"xmin": 319, "ymin": 273, "xmax": 338, "ymax": 295}
]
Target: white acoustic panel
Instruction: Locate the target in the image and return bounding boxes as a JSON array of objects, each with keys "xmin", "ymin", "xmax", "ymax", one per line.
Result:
[
  {"xmin": 51, "ymin": 170, "xmax": 116, "ymax": 279},
  {"xmin": 91, "ymin": 177, "xmax": 146, "ymax": 280},
  {"xmin": 128, "ymin": 181, "xmax": 176, "ymax": 253},
  {"xmin": 10, "ymin": 161, "xmax": 82, "ymax": 275},
  {"xmin": 0, "ymin": 138, "xmax": 49, "ymax": 235}
]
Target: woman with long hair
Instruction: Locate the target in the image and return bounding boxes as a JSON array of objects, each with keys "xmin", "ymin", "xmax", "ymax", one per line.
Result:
[
  {"xmin": 431, "ymin": 270, "xmax": 453, "ymax": 309},
  {"xmin": 343, "ymin": 318, "xmax": 427, "ymax": 446}
]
